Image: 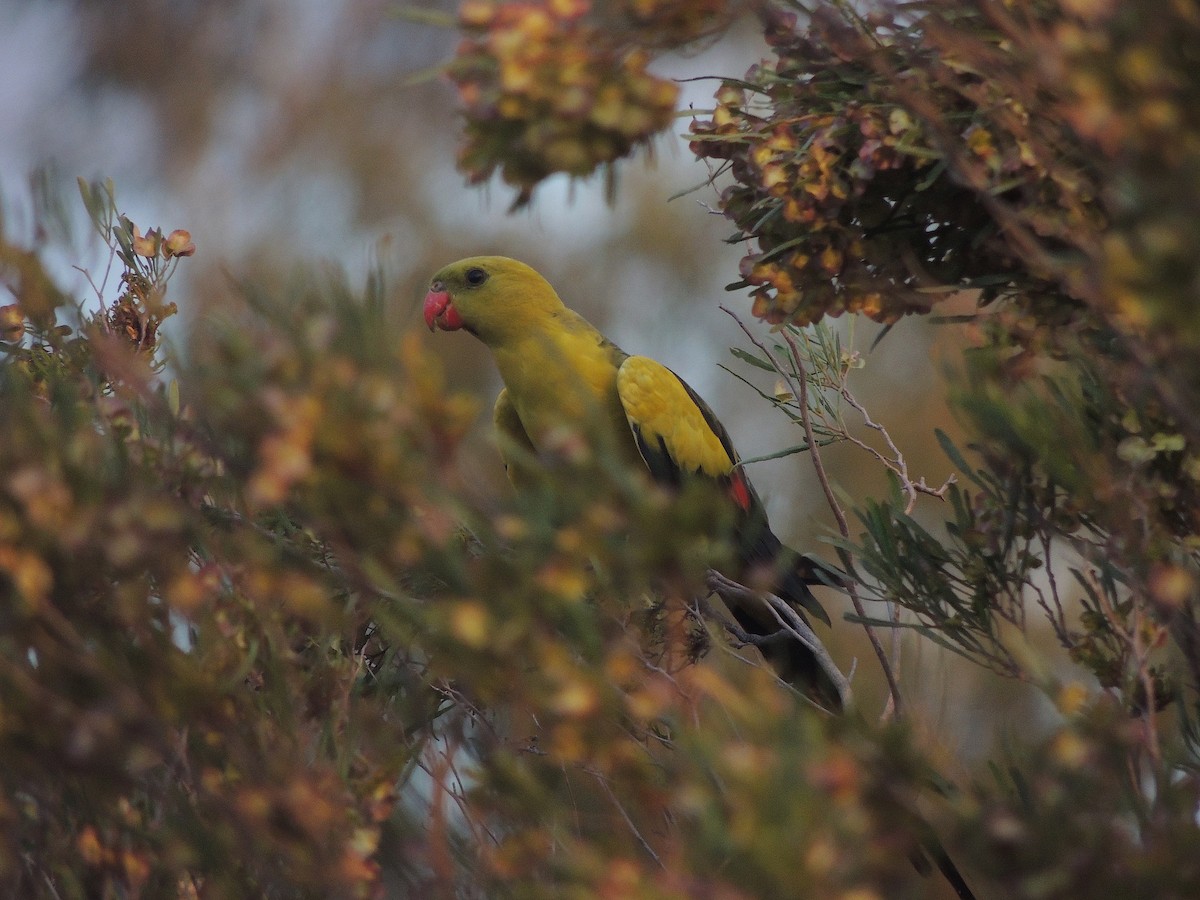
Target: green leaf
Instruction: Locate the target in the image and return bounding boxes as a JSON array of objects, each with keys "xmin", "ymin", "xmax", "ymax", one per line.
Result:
[
  {"xmin": 842, "ymin": 614, "xmax": 987, "ymax": 665},
  {"xmin": 736, "ymin": 443, "xmax": 812, "ymax": 466},
  {"xmin": 729, "ymin": 346, "xmax": 776, "ymax": 372}
]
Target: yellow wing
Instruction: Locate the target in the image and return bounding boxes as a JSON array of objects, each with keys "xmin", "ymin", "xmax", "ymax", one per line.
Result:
[
  {"xmin": 615, "ymin": 355, "xmax": 740, "ymax": 483},
  {"xmin": 493, "ymin": 388, "xmax": 539, "ymax": 490},
  {"xmin": 616, "ymin": 355, "xmax": 833, "ymax": 630}
]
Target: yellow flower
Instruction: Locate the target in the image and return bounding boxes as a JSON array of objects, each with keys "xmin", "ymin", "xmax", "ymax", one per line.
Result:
[
  {"xmin": 0, "ymin": 304, "xmax": 24, "ymax": 342},
  {"xmin": 163, "ymin": 229, "xmax": 196, "ymax": 258},
  {"xmin": 450, "ymin": 600, "xmax": 491, "ymax": 648},
  {"xmin": 131, "ymin": 225, "xmax": 160, "ymax": 258}
]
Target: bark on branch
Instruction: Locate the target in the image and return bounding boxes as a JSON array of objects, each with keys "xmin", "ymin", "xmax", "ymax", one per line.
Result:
[{"xmin": 706, "ymin": 569, "xmax": 852, "ymax": 712}]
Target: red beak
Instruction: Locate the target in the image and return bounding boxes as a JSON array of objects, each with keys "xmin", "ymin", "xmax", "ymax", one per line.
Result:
[{"xmin": 423, "ymin": 288, "xmax": 465, "ymax": 331}]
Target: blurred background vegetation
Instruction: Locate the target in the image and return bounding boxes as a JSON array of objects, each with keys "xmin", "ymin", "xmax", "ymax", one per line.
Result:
[{"xmin": 2, "ymin": 0, "xmax": 1200, "ymax": 897}]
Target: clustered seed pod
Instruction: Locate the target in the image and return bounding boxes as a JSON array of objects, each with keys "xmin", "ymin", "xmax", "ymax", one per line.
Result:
[
  {"xmin": 449, "ymin": 0, "xmax": 686, "ymax": 204},
  {"xmin": 690, "ymin": 9, "xmax": 1100, "ymax": 327},
  {"xmin": 616, "ymin": 0, "xmax": 734, "ymax": 47},
  {"xmin": 693, "ymin": 79, "xmax": 940, "ymax": 325}
]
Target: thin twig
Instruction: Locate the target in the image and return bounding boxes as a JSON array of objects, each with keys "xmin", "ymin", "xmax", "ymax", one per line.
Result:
[
  {"xmin": 690, "ymin": 597, "xmax": 817, "ymax": 700},
  {"xmin": 1038, "ymin": 532, "xmax": 1070, "ymax": 643},
  {"xmin": 785, "ymin": 328, "xmax": 905, "ymax": 718},
  {"xmin": 722, "ymin": 306, "xmax": 905, "ymax": 718},
  {"xmin": 775, "ymin": 327, "xmax": 955, "ymax": 513},
  {"xmin": 706, "ymin": 570, "xmax": 852, "ymax": 712},
  {"xmin": 590, "ymin": 770, "xmax": 667, "ymax": 870},
  {"xmin": 832, "ymin": 402, "xmax": 956, "ymax": 513}
]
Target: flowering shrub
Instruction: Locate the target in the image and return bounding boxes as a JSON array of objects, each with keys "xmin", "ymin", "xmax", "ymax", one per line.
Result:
[{"xmin": 448, "ymin": 0, "xmax": 732, "ymax": 204}]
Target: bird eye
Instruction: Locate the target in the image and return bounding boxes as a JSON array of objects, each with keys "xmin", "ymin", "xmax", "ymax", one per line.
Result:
[{"xmin": 465, "ymin": 267, "xmax": 489, "ymax": 287}]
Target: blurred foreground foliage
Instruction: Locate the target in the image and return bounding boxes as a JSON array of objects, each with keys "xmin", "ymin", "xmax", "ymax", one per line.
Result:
[
  {"xmin": 3, "ymin": 0, "xmax": 1200, "ymax": 897},
  {"xmin": 0, "ymin": 179, "xmax": 996, "ymax": 898},
  {"xmin": 448, "ymin": 0, "xmax": 735, "ymax": 204},
  {"xmin": 446, "ymin": 0, "xmax": 1200, "ymax": 896}
]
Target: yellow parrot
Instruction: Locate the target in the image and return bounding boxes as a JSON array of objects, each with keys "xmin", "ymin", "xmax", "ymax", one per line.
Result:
[
  {"xmin": 423, "ymin": 256, "xmax": 841, "ymax": 707},
  {"xmin": 423, "ymin": 257, "xmax": 978, "ymax": 897}
]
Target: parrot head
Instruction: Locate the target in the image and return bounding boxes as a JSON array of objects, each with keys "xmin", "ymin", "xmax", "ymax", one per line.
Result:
[{"xmin": 423, "ymin": 256, "xmax": 564, "ymax": 343}]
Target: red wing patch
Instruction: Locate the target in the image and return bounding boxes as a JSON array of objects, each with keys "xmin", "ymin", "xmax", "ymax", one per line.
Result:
[{"xmin": 727, "ymin": 471, "xmax": 753, "ymax": 512}]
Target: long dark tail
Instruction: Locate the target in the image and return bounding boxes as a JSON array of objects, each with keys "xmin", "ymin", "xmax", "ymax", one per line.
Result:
[
  {"xmin": 911, "ymin": 834, "xmax": 976, "ymax": 900},
  {"xmin": 933, "ymin": 846, "xmax": 977, "ymax": 900}
]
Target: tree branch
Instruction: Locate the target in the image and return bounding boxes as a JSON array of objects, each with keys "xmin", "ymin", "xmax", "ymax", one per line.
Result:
[
  {"xmin": 706, "ymin": 569, "xmax": 853, "ymax": 712},
  {"xmin": 723, "ymin": 308, "xmax": 905, "ymax": 718}
]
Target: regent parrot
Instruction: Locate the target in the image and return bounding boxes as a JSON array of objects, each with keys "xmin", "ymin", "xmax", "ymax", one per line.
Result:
[
  {"xmin": 422, "ymin": 255, "xmax": 843, "ymax": 707},
  {"xmin": 423, "ymin": 256, "xmax": 976, "ymax": 899}
]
